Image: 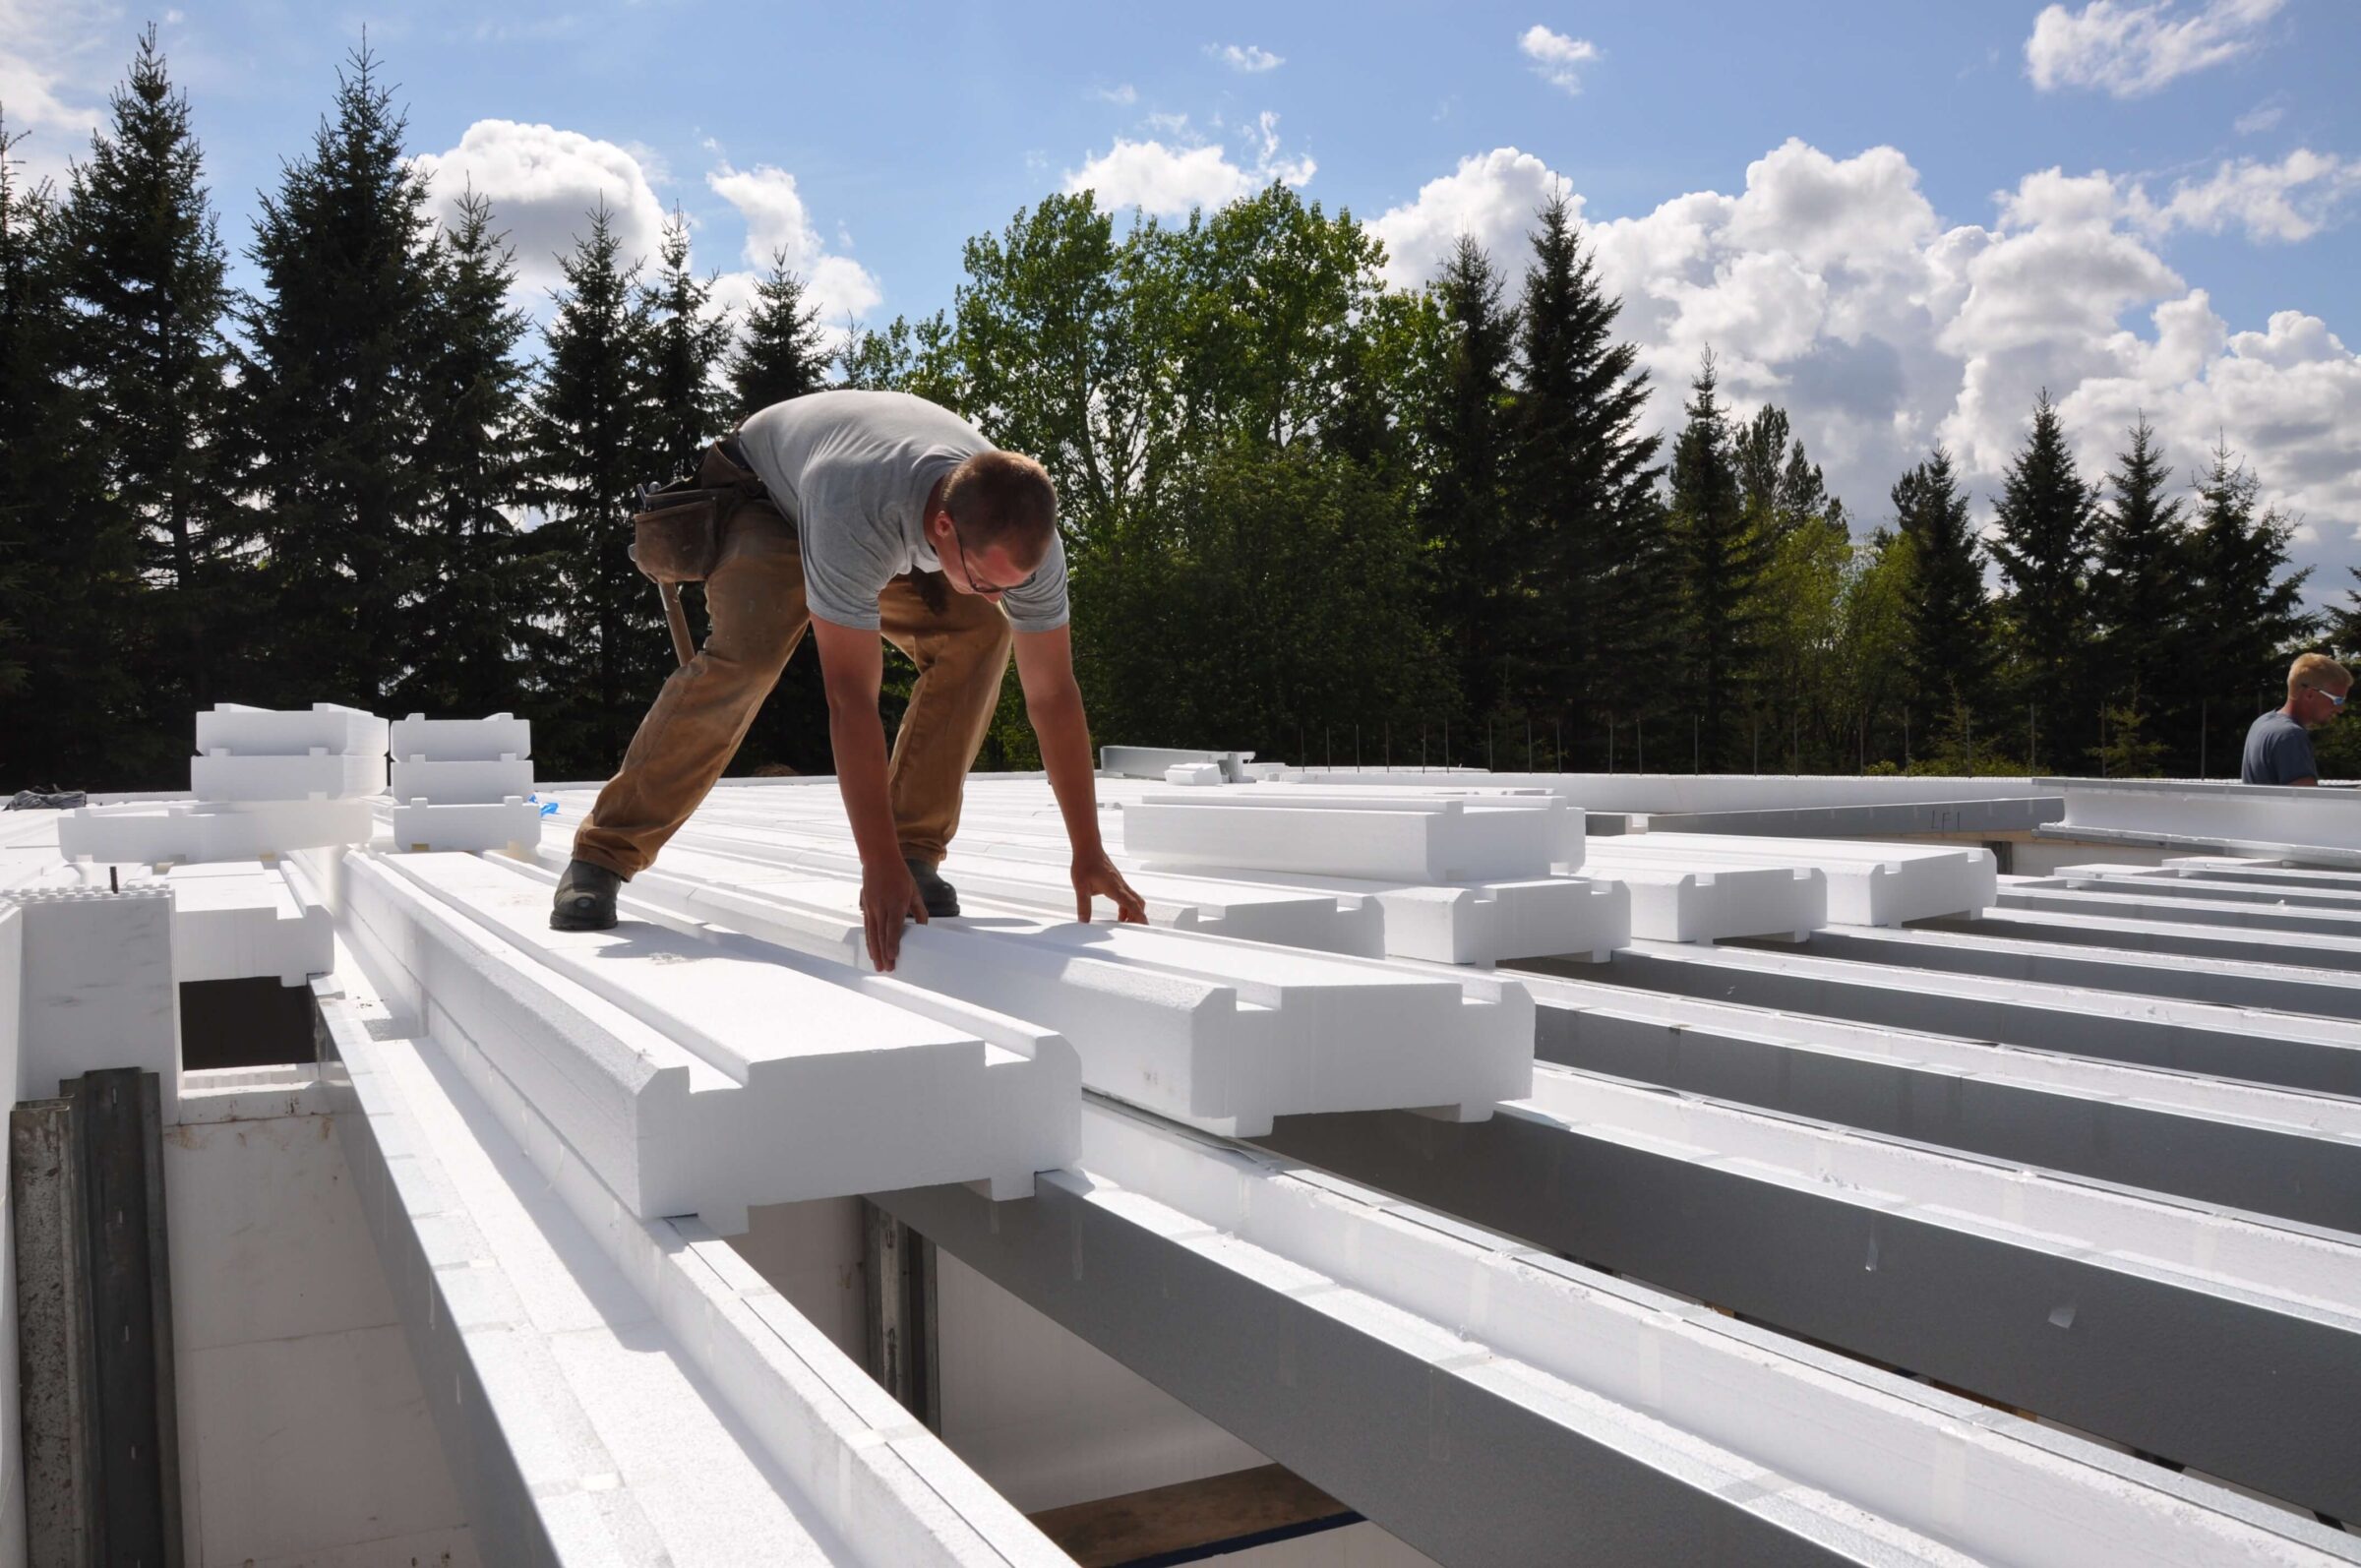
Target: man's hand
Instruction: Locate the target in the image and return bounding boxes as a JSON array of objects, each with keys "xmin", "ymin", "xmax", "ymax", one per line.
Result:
[
  {"xmin": 861, "ymin": 860, "xmax": 929, "ymax": 971},
  {"xmin": 1073, "ymin": 852, "xmax": 1148, "ymax": 926}
]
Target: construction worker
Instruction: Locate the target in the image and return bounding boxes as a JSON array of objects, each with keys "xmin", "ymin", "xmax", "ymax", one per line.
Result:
[
  {"xmin": 2241, "ymin": 651, "xmax": 2353, "ymax": 787},
  {"xmin": 550, "ymin": 390, "xmax": 1147, "ymax": 969}
]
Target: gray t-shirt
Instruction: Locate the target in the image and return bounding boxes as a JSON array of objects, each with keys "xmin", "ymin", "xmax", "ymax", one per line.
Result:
[
  {"xmin": 2241, "ymin": 709, "xmax": 2318, "ymax": 785},
  {"xmin": 735, "ymin": 390, "xmax": 1069, "ymax": 633}
]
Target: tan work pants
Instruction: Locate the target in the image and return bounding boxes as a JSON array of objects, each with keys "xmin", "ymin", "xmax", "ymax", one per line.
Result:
[{"xmin": 572, "ymin": 453, "xmax": 1013, "ymax": 879}]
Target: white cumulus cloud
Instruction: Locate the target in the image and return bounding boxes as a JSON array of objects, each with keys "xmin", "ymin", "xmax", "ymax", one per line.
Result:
[
  {"xmin": 1208, "ymin": 43, "xmax": 1283, "ymax": 73},
  {"xmin": 704, "ymin": 161, "xmax": 883, "ymax": 331},
  {"xmin": 414, "ymin": 120, "xmax": 669, "ymax": 296},
  {"xmin": 0, "ymin": 0, "xmax": 124, "ymax": 181},
  {"xmin": 1371, "ymin": 135, "xmax": 2361, "ymax": 595},
  {"xmin": 1518, "ymin": 25, "xmax": 1599, "ymax": 94},
  {"xmin": 1062, "ymin": 113, "xmax": 1314, "ymax": 217},
  {"xmin": 2026, "ymin": 0, "xmax": 2283, "ymax": 97}
]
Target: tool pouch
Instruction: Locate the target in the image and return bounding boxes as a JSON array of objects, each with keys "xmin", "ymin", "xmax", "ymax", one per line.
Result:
[{"xmin": 629, "ymin": 483, "xmax": 728, "ymax": 585}]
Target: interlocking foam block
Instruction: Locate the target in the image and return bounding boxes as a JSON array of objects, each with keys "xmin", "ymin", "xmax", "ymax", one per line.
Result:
[
  {"xmin": 1123, "ymin": 791, "xmax": 1578, "ymax": 884},
  {"xmin": 390, "ymin": 799, "xmax": 542, "ymax": 854},
  {"xmin": 196, "ymin": 702, "xmax": 389, "ymax": 759},
  {"xmin": 337, "ymin": 852, "xmax": 1078, "ymax": 1233},
  {"xmin": 643, "ymin": 874, "xmax": 1535, "ymax": 1136},
  {"xmin": 1578, "ymin": 845, "xmax": 1828, "ymax": 942},
  {"xmin": 165, "ymin": 863, "xmax": 333, "ymax": 985},
  {"xmin": 1624, "ymin": 833, "xmax": 1997, "ymax": 927},
  {"xmin": 390, "ymin": 758, "xmax": 535, "ymax": 805},
  {"xmin": 6, "ymin": 885, "xmax": 181, "ymax": 1118},
  {"xmin": 389, "ymin": 713, "xmax": 532, "ymax": 761},
  {"xmin": 60, "ymin": 800, "xmax": 373, "ymax": 866},
  {"xmin": 192, "ymin": 751, "xmax": 388, "ymax": 803},
  {"xmin": 1163, "ymin": 763, "xmax": 1224, "ymax": 786}
]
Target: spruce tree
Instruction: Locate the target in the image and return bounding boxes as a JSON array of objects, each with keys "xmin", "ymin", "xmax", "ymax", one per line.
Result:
[
  {"xmin": 395, "ymin": 189, "xmax": 530, "ymax": 719},
  {"xmin": 1987, "ymin": 390, "xmax": 2097, "ymax": 762},
  {"xmin": 0, "ymin": 115, "xmax": 139, "ymax": 785},
  {"xmin": 2089, "ymin": 415, "xmax": 2187, "ymax": 753},
  {"xmin": 641, "ymin": 209, "xmax": 732, "ymax": 481},
  {"xmin": 1665, "ymin": 351, "xmax": 1764, "ymax": 767},
  {"xmin": 729, "ymin": 247, "xmax": 829, "ymax": 417},
  {"xmin": 1510, "ymin": 191, "xmax": 1664, "ymax": 764},
  {"xmin": 525, "ymin": 205, "xmax": 663, "ymax": 778},
  {"xmin": 1891, "ymin": 446, "xmax": 1996, "ymax": 740},
  {"xmin": 236, "ymin": 44, "xmax": 438, "ymax": 709},
  {"xmin": 1419, "ymin": 234, "xmax": 1518, "ymax": 728},
  {"xmin": 2184, "ymin": 440, "xmax": 2313, "ymax": 723},
  {"xmin": 60, "ymin": 27, "xmax": 241, "ymax": 765}
]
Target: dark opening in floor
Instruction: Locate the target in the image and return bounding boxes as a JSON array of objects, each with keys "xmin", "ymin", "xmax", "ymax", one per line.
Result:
[{"xmin": 178, "ymin": 978, "xmax": 317, "ymax": 1071}]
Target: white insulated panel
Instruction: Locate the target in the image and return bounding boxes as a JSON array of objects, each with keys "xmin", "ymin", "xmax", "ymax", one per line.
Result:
[
  {"xmin": 1122, "ymin": 790, "xmax": 1577, "ymax": 883},
  {"xmin": 390, "ymin": 758, "xmax": 535, "ymax": 805},
  {"xmin": 59, "ymin": 799, "xmax": 373, "ymax": 866},
  {"xmin": 390, "ymin": 798, "xmax": 543, "ymax": 854},
  {"xmin": 166, "ymin": 863, "xmax": 333, "ymax": 986},
  {"xmin": 630, "ymin": 871, "xmax": 1534, "ymax": 1136},
  {"xmin": 1615, "ymin": 833, "xmax": 1995, "ymax": 926},
  {"xmin": 192, "ymin": 750, "xmax": 388, "ymax": 803},
  {"xmin": 7, "ymin": 885, "xmax": 182, "ymax": 1119},
  {"xmin": 1150, "ymin": 865, "xmax": 1630, "ymax": 966},
  {"xmin": 336, "ymin": 851, "xmax": 1078, "ymax": 1233},
  {"xmin": 1162, "ymin": 762, "xmax": 1224, "ymax": 786},
  {"xmin": 389, "ymin": 713, "xmax": 533, "ymax": 761},
  {"xmin": 196, "ymin": 701, "xmax": 389, "ymax": 759},
  {"xmin": 1576, "ymin": 845, "xmax": 1827, "ymax": 942}
]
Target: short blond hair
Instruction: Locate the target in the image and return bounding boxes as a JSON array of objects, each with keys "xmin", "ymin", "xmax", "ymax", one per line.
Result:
[{"xmin": 2289, "ymin": 651, "xmax": 2353, "ymax": 695}]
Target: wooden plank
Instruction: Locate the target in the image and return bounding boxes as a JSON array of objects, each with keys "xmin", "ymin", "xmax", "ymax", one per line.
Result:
[{"xmin": 1028, "ymin": 1464, "xmax": 1358, "ymax": 1567}]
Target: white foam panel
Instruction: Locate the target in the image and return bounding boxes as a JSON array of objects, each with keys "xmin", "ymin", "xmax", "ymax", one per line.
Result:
[
  {"xmin": 389, "ymin": 713, "xmax": 532, "ymax": 761},
  {"xmin": 6, "ymin": 886, "xmax": 182, "ymax": 1118},
  {"xmin": 166, "ymin": 864, "xmax": 333, "ymax": 986},
  {"xmin": 389, "ymin": 758, "xmax": 535, "ymax": 805},
  {"xmin": 390, "ymin": 799, "xmax": 542, "ymax": 854},
  {"xmin": 335, "ymin": 852, "xmax": 1078, "ymax": 1234},
  {"xmin": 60, "ymin": 800, "xmax": 373, "ymax": 866},
  {"xmin": 191, "ymin": 751, "xmax": 387, "ymax": 803},
  {"xmin": 1576, "ymin": 845, "xmax": 1828, "ymax": 942},
  {"xmin": 195, "ymin": 702, "xmax": 389, "ymax": 759},
  {"xmin": 1614, "ymin": 833, "xmax": 1995, "ymax": 927},
  {"xmin": 1122, "ymin": 790, "xmax": 1578, "ymax": 883},
  {"xmin": 635, "ymin": 872, "xmax": 1535, "ymax": 1136}
]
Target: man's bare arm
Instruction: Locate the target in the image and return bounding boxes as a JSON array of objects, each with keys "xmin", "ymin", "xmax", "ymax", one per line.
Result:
[
  {"xmin": 1013, "ymin": 625, "xmax": 1146, "ymax": 924},
  {"xmin": 811, "ymin": 616, "xmax": 927, "ymax": 969}
]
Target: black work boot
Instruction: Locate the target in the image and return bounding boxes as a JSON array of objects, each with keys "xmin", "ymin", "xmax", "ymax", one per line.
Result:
[
  {"xmin": 904, "ymin": 857, "xmax": 960, "ymax": 918},
  {"xmin": 550, "ymin": 859, "xmax": 624, "ymax": 932}
]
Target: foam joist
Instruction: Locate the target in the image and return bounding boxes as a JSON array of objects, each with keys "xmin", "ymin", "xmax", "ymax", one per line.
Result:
[
  {"xmin": 332, "ymin": 850, "xmax": 1078, "ymax": 1233},
  {"xmin": 196, "ymin": 701, "xmax": 389, "ymax": 759},
  {"xmin": 162, "ymin": 861, "xmax": 333, "ymax": 986},
  {"xmin": 1122, "ymin": 788, "xmax": 1581, "ymax": 882},
  {"xmin": 1573, "ymin": 842, "xmax": 1829, "ymax": 942},
  {"xmin": 59, "ymin": 799, "xmax": 374, "ymax": 866},
  {"xmin": 1610, "ymin": 832, "xmax": 1996, "ymax": 926},
  {"xmin": 389, "ymin": 798, "xmax": 543, "ymax": 855},
  {"xmin": 606, "ymin": 866, "xmax": 1535, "ymax": 1136},
  {"xmin": 5, "ymin": 884, "xmax": 182, "ymax": 1118},
  {"xmin": 389, "ymin": 713, "xmax": 533, "ymax": 762},
  {"xmin": 191, "ymin": 751, "xmax": 389, "ymax": 803}
]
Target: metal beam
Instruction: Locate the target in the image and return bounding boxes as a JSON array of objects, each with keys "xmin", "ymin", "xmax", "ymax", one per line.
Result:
[
  {"xmin": 1793, "ymin": 923, "xmax": 2361, "ymax": 1023},
  {"xmin": 1521, "ymin": 979, "xmax": 2361, "ymax": 1234},
  {"xmin": 863, "ymin": 1199, "xmax": 941, "ymax": 1432},
  {"xmin": 1536, "ymin": 946, "xmax": 2361, "ymax": 1099},
  {"xmin": 1998, "ymin": 885, "xmax": 2361, "ymax": 939},
  {"xmin": 1928, "ymin": 907, "xmax": 2361, "ymax": 976},
  {"xmin": 11, "ymin": 1097, "xmax": 100, "ymax": 1568},
  {"xmin": 883, "ymin": 1099, "xmax": 2359, "ymax": 1566},
  {"xmin": 1254, "ymin": 1068, "xmax": 2361, "ymax": 1523}
]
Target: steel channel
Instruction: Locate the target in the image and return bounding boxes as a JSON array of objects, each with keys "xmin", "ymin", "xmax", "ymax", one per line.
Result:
[
  {"xmin": 875, "ymin": 1171, "xmax": 1865, "ymax": 1568},
  {"xmin": 1789, "ymin": 925, "xmax": 2361, "ymax": 1023},
  {"xmin": 1925, "ymin": 910, "xmax": 2361, "ymax": 976},
  {"xmin": 1251, "ymin": 1087, "xmax": 2361, "ymax": 1522},
  {"xmin": 1537, "ymin": 949, "xmax": 2361, "ymax": 1099},
  {"xmin": 1530, "ymin": 1001, "xmax": 2361, "ymax": 1234},
  {"xmin": 1998, "ymin": 887, "xmax": 2361, "ymax": 938}
]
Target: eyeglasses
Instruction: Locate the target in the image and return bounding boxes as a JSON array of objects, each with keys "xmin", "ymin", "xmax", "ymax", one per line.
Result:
[
  {"xmin": 945, "ymin": 515, "xmax": 1037, "ymax": 597},
  {"xmin": 2320, "ymin": 689, "xmax": 2349, "ymax": 709}
]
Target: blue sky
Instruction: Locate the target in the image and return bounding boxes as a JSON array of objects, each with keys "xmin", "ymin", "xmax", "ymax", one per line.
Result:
[{"xmin": 8, "ymin": 0, "xmax": 2359, "ymax": 589}]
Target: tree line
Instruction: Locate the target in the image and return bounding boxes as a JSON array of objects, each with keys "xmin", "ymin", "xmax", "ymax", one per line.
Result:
[{"xmin": 0, "ymin": 36, "xmax": 2337, "ymax": 790}]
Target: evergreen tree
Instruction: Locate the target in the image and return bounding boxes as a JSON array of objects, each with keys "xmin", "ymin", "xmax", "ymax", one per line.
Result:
[
  {"xmin": 525, "ymin": 205, "xmax": 662, "ymax": 778},
  {"xmin": 394, "ymin": 189, "xmax": 530, "ymax": 718},
  {"xmin": 728, "ymin": 247, "xmax": 829, "ymax": 417},
  {"xmin": 236, "ymin": 44, "xmax": 438, "ymax": 709},
  {"xmin": 1419, "ymin": 234, "xmax": 1518, "ymax": 726},
  {"xmin": 59, "ymin": 27, "xmax": 242, "ymax": 769},
  {"xmin": 1510, "ymin": 190, "xmax": 1665, "ymax": 764},
  {"xmin": 2324, "ymin": 569, "xmax": 2361, "ymax": 663},
  {"xmin": 1890, "ymin": 446, "xmax": 1996, "ymax": 740},
  {"xmin": 2184, "ymin": 440, "xmax": 2313, "ymax": 724},
  {"xmin": 1665, "ymin": 351, "xmax": 1764, "ymax": 767},
  {"xmin": 2089, "ymin": 414, "xmax": 2187, "ymax": 753},
  {"xmin": 641, "ymin": 209, "xmax": 732, "ymax": 481},
  {"xmin": 1987, "ymin": 390, "xmax": 2097, "ymax": 763},
  {"xmin": 0, "ymin": 115, "xmax": 139, "ymax": 785}
]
